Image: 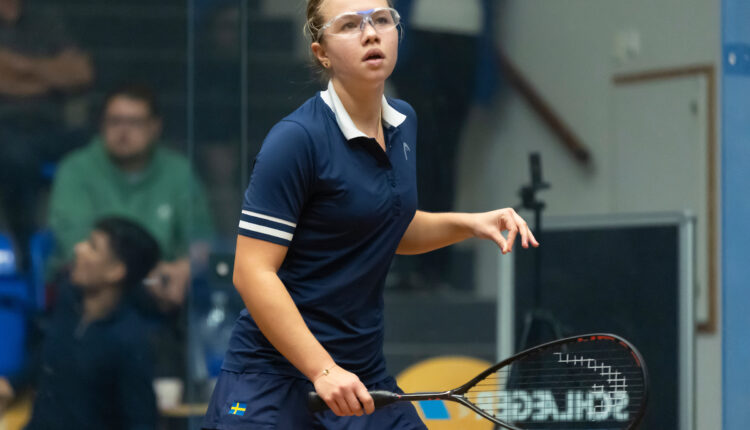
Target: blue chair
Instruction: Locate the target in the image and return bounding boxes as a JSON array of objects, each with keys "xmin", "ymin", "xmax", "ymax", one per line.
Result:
[
  {"xmin": 29, "ymin": 229, "xmax": 54, "ymax": 311},
  {"xmin": 0, "ymin": 232, "xmax": 28, "ymax": 376}
]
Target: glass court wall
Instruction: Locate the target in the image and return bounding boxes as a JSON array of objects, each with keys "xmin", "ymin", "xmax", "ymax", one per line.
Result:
[
  {"xmin": 0, "ymin": 0, "xmax": 718, "ymax": 429},
  {"xmin": 0, "ymin": 1, "xmax": 495, "ymax": 428}
]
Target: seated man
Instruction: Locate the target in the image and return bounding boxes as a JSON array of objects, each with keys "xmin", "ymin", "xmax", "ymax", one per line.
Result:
[
  {"xmin": 48, "ymin": 84, "xmax": 213, "ymax": 311},
  {"xmin": 0, "ymin": 217, "xmax": 160, "ymax": 430}
]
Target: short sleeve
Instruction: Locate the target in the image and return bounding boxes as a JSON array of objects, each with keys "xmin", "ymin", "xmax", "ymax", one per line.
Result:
[{"xmin": 238, "ymin": 120, "xmax": 316, "ymax": 246}]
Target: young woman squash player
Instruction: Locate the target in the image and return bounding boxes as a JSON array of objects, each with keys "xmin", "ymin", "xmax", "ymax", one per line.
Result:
[{"xmin": 202, "ymin": 0, "xmax": 538, "ymax": 428}]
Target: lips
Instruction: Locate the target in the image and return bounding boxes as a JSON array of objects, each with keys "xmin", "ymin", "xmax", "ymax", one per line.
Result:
[{"xmin": 362, "ymin": 49, "xmax": 385, "ymax": 61}]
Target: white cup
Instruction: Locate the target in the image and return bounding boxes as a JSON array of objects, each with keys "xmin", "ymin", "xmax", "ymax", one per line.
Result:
[{"xmin": 153, "ymin": 378, "xmax": 184, "ymax": 411}]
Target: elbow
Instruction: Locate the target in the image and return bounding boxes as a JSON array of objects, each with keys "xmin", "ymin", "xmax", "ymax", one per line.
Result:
[
  {"xmin": 395, "ymin": 243, "xmax": 420, "ymax": 255},
  {"xmin": 232, "ymin": 266, "xmax": 279, "ymax": 318},
  {"xmin": 79, "ymin": 65, "xmax": 94, "ymax": 87},
  {"xmin": 232, "ymin": 265, "xmax": 271, "ymax": 295},
  {"xmin": 59, "ymin": 56, "xmax": 95, "ymax": 90},
  {"xmin": 232, "ymin": 268, "xmax": 244, "ymax": 293}
]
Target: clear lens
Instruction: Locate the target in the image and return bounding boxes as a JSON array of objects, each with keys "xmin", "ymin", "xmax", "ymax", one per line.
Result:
[
  {"xmin": 370, "ymin": 9, "xmax": 397, "ymax": 28},
  {"xmin": 332, "ymin": 13, "xmax": 363, "ymax": 35},
  {"xmin": 322, "ymin": 8, "xmax": 400, "ymax": 38}
]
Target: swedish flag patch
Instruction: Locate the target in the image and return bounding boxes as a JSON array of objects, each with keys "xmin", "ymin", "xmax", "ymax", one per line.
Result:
[{"xmin": 229, "ymin": 402, "xmax": 247, "ymax": 416}]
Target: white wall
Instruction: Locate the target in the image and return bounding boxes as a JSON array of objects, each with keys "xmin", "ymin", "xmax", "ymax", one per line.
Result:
[{"xmin": 455, "ymin": 1, "xmax": 721, "ymax": 428}]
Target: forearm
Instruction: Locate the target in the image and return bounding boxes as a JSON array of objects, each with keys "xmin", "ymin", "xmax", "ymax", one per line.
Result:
[
  {"xmin": 396, "ymin": 210, "xmax": 475, "ymax": 255},
  {"xmin": 0, "ymin": 64, "xmax": 50, "ymax": 96},
  {"xmin": 235, "ymin": 269, "xmax": 334, "ymax": 381},
  {"xmin": 31, "ymin": 51, "xmax": 93, "ymax": 90},
  {"xmin": 143, "ymin": 258, "xmax": 191, "ymax": 313}
]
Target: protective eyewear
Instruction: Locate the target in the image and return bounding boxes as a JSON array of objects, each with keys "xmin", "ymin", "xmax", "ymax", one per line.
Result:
[{"xmin": 318, "ymin": 7, "xmax": 400, "ymax": 40}]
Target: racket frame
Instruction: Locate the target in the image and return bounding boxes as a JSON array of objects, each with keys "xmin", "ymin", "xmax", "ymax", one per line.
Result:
[
  {"xmin": 448, "ymin": 333, "xmax": 648, "ymax": 429},
  {"xmin": 310, "ymin": 333, "xmax": 649, "ymax": 430}
]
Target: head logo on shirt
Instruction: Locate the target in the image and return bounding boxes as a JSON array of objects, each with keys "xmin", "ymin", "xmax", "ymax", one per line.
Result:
[
  {"xmin": 403, "ymin": 142, "xmax": 411, "ymax": 160},
  {"xmin": 229, "ymin": 402, "xmax": 246, "ymax": 416},
  {"xmin": 157, "ymin": 203, "xmax": 173, "ymax": 221}
]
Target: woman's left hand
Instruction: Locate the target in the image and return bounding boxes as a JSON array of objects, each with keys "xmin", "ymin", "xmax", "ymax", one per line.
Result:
[{"xmin": 470, "ymin": 208, "xmax": 539, "ymax": 254}]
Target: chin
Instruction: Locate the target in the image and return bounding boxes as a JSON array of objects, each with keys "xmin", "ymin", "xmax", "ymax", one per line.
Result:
[
  {"xmin": 111, "ymin": 150, "xmax": 137, "ymax": 160},
  {"xmin": 70, "ymin": 267, "xmax": 89, "ymax": 288},
  {"xmin": 70, "ymin": 272, "xmax": 83, "ymax": 286},
  {"xmin": 359, "ymin": 68, "xmax": 393, "ymax": 84}
]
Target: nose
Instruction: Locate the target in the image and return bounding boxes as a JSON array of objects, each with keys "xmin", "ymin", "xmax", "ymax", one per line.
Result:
[
  {"xmin": 74, "ymin": 241, "xmax": 90, "ymax": 260},
  {"xmin": 360, "ymin": 18, "xmax": 379, "ymax": 43}
]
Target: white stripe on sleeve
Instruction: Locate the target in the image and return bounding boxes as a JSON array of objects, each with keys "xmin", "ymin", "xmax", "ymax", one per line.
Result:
[
  {"xmin": 238, "ymin": 221, "xmax": 294, "ymax": 241},
  {"xmin": 242, "ymin": 210, "xmax": 297, "ymax": 228}
]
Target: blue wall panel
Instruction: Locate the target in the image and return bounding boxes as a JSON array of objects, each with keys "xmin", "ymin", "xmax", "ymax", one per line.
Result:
[{"xmin": 722, "ymin": 0, "xmax": 750, "ymax": 428}]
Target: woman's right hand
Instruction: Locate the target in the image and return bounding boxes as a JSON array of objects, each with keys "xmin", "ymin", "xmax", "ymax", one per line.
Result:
[{"xmin": 312, "ymin": 365, "xmax": 375, "ymax": 417}]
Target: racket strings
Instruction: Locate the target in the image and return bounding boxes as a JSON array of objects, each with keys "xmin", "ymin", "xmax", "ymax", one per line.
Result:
[
  {"xmin": 466, "ymin": 393, "xmax": 647, "ymax": 401},
  {"xmin": 461, "ymin": 346, "xmax": 646, "ymax": 427}
]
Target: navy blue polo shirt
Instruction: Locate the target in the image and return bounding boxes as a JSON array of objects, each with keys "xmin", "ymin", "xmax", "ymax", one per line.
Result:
[{"xmin": 222, "ymin": 81, "xmax": 418, "ymax": 384}]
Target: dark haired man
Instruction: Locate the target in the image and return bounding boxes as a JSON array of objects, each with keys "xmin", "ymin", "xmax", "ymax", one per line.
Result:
[
  {"xmin": 48, "ymin": 84, "xmax": 213, "ymax": 312},
  {"xmin": 0, "ymin": 217, "xmax": 160, "ymax": 430}
]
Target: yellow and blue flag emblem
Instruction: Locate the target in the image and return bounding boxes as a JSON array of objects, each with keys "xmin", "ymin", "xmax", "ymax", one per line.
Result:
[{"xmin": 229, "ymin": 402, "xmax": 247, "ymax": 416}]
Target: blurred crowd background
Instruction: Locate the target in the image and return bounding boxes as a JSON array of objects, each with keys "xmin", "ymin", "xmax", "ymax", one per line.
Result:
[{"xmin": 0, "ymin": 0, "xmax": 741, "ymax": 428}]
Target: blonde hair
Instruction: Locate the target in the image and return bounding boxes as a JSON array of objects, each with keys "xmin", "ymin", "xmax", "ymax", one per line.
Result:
[{"xmin": 303, "ymin": 0, "xmax": 328, "ymax": 45}]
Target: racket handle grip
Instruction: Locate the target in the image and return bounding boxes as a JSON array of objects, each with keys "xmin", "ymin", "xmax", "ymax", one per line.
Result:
[{"xmin": 308, "ymin": 390, "xmax": 401, "ymax": 413}]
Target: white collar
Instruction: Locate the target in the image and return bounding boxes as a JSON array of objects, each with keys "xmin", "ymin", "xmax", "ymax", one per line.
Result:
[{"xmin": 319, "ymin": 80, "xmax": 407, "ymax": 140}]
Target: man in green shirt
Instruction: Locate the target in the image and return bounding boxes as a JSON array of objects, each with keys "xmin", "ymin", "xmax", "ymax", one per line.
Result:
[{"xmin": 48, "ymin": 84, "xmax": 212, "ymax": 311}]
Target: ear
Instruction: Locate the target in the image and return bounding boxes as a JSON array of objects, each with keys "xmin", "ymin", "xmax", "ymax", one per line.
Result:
[
  {"xmin": 147, "ymin": 117, "xmax": 162, "ymax": 143},
  {"xmin": 149, "ymin": 117, "xmax": 163, "ymax": 138},
  {"xmin": 311, "ymin": 42, "xmax": 330, "ymax": 68},
  {"xmin": 105, "ymin": 261, "xmax": 127, "ymax": 285}
]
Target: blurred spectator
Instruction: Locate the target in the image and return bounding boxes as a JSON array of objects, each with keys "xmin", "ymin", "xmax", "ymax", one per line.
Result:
[
  {"xmin": 0, "ymin": 217, "xmax": 160, "ymax": 430},
  {"xmin": 0, "ymin": 0, "xmax": 93, "ymax": 263},
  {"xmin": 48, "ymin": 84, "xmax": 213, "ymax": 312}
]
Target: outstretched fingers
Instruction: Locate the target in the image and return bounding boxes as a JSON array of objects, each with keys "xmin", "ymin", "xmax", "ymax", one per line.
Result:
[
  {"xmin": 490, "ymin": 229, "xmax": 508, "ymax": 253},
  {"xmin": 513, "ymin": 211, "xmax": 539, "ymax": 248},
  {"xmin": 491, "ymin": 208, "xmax": 539, "ymax": 253}
]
